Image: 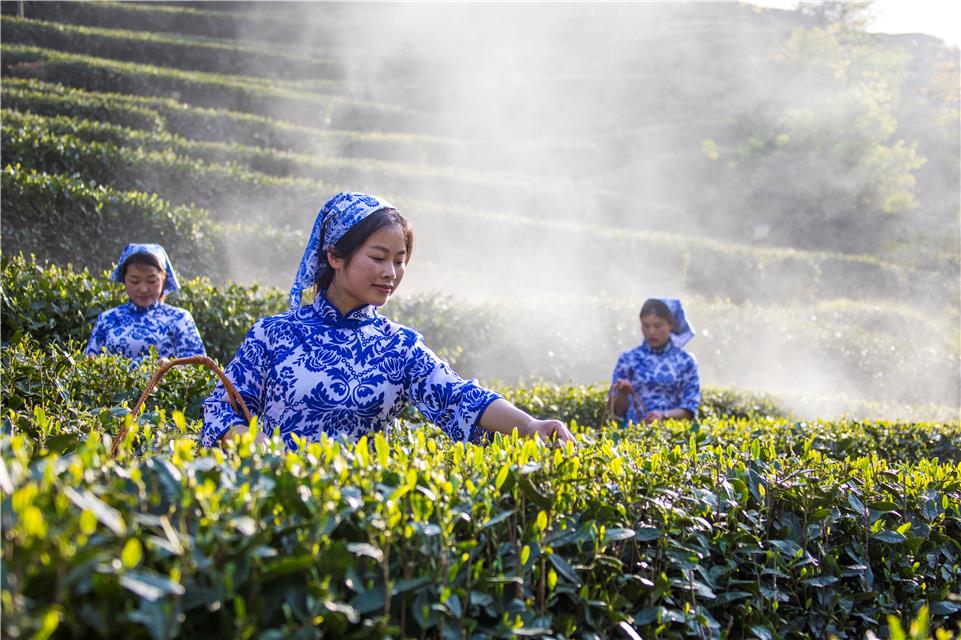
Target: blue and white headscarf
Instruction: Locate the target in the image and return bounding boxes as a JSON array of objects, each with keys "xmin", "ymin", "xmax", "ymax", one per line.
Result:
[
  {"xmin": 289, "ymin": 192, "xmax": 396, "ymax": 310},
  {"xmin": 659, "ymin": 298, "xmax": 695, "ymax": 348},
  {"xmin": 110, "ymin": 243, "xmax": 180, "ymax": 296}
]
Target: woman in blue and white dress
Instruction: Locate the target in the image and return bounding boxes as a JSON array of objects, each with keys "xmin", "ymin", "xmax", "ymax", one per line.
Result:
[
  {"xmin": 85, "ymin": 243, "xmax": 206, "ymax": 363},
  {"xmin": 610, "ymin": 298, "xmax": 700, "ymax": 424},
  {"xmin": 201, "ymin": 192, "xmax": 575, "ymax": 450}
]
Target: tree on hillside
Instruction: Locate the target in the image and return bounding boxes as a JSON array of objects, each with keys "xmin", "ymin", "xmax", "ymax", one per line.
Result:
[
  {"xmin": 797, "ymin": 0, "xmax": 875, "ymax": 31},
  {"xmin": 699, "ymin": 12, "xmax": 933, "ymax": 255}
]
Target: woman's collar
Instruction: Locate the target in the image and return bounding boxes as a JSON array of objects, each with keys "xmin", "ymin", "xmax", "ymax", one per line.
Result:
[
  {"xmin": 311, "ymin": 291, "xmax": 377, "ymax": 326},
  {"xmin": 125, "ymin": 300, "xmax": 162, "ymax": 313},
  {"xmin": 643, "ymin": 340, "xmax": 672, "ymax": 355}
]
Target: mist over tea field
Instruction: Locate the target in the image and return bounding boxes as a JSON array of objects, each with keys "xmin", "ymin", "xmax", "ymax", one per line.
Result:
[{"xmin": 2, "ymin": 1, "xmax": 958, "ymax": 413}]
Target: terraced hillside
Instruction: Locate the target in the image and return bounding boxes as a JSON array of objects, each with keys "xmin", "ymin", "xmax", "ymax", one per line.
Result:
[
  {"xmin": 1, "ymin": 1, "xmax": 958, "ymax": 415},
  {"xmin": 2, "ymin": 5, "xmax": 961, "ymax": 638}
]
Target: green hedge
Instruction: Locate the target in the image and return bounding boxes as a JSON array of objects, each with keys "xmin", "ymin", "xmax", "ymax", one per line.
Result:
[
  {"xmin": 4, "ymin": 253, "xmax": 958, "ymax": 410},
  {"xmin": 1, "ymin": 165, "xmax": 222, "ymax": 280},
  {"xmin": 1, "ymin": 15, "xmax": 340, "ymax": 81},
  {"xmin": 3, "ymin": 78, "xmax": 166, "ymax": 132},
  {"xmin": 1, "ymin": 107, "xmax": 323, "ymax": 229},
  {"xmin": 0, "ymin": 335, "xmax": 799, "ymax": 447},
  {"xmin": 13, "ymin": 0, "xmax": 313, "ymax": 44},
  {"xmin": 1, "ymin": 338, "xmax": 216, "ymax": 427},
  {"xmin": 3, "ymin": 77, "xmax": 452, "ymax": 163},
  {"xmin": 2, "ymin": 416, "xmax": 959, "ymax": 638},
  {"xmin": 1, "ymin": 254, "xmax": 286, "ymax": 366},
  {"xmin": 0, "ymin": 255, "xmax": 498, "ymax": 371},
  {"xmin": 0, "ymin": 107, "xmax": 506, "ymax": 204},
  {"xmin": 1, "ymin": 44, "xmax": 424, "ymax": 133},
  {"xmin": 4, "ymin": 109, "xmax": 938, "ymax": 307}
]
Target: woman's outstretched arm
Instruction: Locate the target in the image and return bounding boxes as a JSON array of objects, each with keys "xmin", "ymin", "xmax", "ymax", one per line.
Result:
[{"xmin": 478, "ymin": 398, "xmax": 576, "ymax": 445}]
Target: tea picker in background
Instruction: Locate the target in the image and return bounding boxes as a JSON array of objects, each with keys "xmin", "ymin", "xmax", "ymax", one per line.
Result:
[
  {"xmin": 201, "ymin": 192, "xmax": 575, "ymax": 450},
  {"xmin": 85, "ymin": 243, "xmax": 206, "ymax": 363},
  {"xmin": 610, "ymin": 298, "xmax": 700, "ymax": 424}
]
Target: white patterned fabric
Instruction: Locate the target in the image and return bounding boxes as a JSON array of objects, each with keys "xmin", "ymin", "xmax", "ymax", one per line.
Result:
[
  {"xmin": 288, "ymin": 192, "xmax": 395, "ymax": 310},
  {"xmin": 85, "ymin": 301, "xmax": 205, "ymax": 362},
  {"xmin": 201, "ymin": 292, "xmax": 501, "ymax": 450}
]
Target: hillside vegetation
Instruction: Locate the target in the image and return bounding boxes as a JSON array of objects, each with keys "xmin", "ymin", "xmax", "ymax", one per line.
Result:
[
  {"xmin": 1, "ymin": 2, "xmax": 957, "ymax": 415},
  {"xmin": 1, "ymin": 2, "xmax": 959, "ymax": 638}
]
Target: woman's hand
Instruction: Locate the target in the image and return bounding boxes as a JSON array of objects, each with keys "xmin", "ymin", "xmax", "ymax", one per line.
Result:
[
  {"xmin": 526, "ymin": 418, "xmax": 577, "ymax": 447},
  {"xmin": 613, "ymin": 379, "xmax": 633, "ymax": 396},
  {"xmin": 479, "ymin": 399, "xmax": 576, "ymax": 447},
  {"xmin": 610, "ymin": 379, "xmax": 634, "ymax": 419},
  {"xmin": 643, "ymin": 410, "xmax": 666, "ymax": 423}
]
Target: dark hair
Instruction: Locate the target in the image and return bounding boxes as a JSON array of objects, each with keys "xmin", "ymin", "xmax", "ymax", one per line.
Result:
[
  {"xmin": 315, "ymin": 208, "xmax": 414, "ymax": 292},
  {"xmin": 121, "ymin": 252, "xmax": 164, "ymax": 280},
  {"xmin": 639, "ymin": 298, "xmax": 674, "ymax": 326}
]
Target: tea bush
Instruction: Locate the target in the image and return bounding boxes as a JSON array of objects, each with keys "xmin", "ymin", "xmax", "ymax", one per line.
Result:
[
  {"xmin": 0, "ymin": 255, "xmax": 497, "ymax": 370},
  {"xmin": 1, "ymin": 15, "xmax": 340, "ymax": 81},
  {"xmin": 1, "ymin": 107, "xmax": 324, "ymax": 229},
  {"xmin": 3, "ymin": 78, "xmax": 166, "ymax": 131},
  {"xmin": 6, "ymin": 108, "xmax": 943, "ymax": 311},
  {"xmin": 1, "ymin": 108, "xmax": 494, "ymax": 203},
  {"xmin": 7, "ymin": 334, "xmax": 961, "ymax": 467},
  {"xmin": 11, "ymin": 0, "xmax": 312, "ymax": 44},
  {"xmin": 0, "ymin": 255, "xmax": 792, "ymax": 423},
  {"xmin": 5, "ymin": 254, "xmax": 958, "ymax": 411},
  {"xmin": 1, "ymin": 44, "xmax": 422, "ymax": 133},
  {"xmin": 1, "ymin": 165, "xmax": 222, "ymax": 280},
  {"xmin": 2, "ymin": 419, "xmax": 959, "ymax": 638},
  {"xmin": 2, "ymin": 77, "xmax": 452, "ymax": 163}
]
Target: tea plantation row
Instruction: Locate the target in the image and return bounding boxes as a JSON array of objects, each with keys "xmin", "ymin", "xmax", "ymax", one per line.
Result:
[
  {"xmin": 2, "ymin": 260, "xmax": 959, "ymax": 638},
  {"xmin": 3, "ymin": 77, "xmax": 450, "ymax": 161},
  {"xmin": 3, "ymin": 405, "xmax": 960, "ymax": 638}
]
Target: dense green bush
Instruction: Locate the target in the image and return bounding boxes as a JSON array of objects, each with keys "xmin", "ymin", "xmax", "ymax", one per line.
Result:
[
  {"xmin": 4, "ymin": 254, "xmax": 958, "ymax": 410},
  {"xmin": 1, "ymin": 15, "xmax": 340, "ymax": 81},
  {"xmin": 2, "ymin": 417, "xmax": 959, "ymax": 638},
  {"xmin": 1, "ymin": 165, "xmax": 222, "ymax": 280},
  {"xmin": 1, "ymin": 337, "xmax": 215, "ymax": 430},
  {"xmin": 1, "ymin": 108, "xmax": 323, "ymax": 229},
  {"xmin": 1, "ymin": 254, "xmax": 285, "ymax": 365},
  {"xmin": 7, "ymin": 327, "xmax": 961, "ymax": 465},
  {"xmin": 0, "ymin": 255, "xmax": 498, "ymax": 371}
]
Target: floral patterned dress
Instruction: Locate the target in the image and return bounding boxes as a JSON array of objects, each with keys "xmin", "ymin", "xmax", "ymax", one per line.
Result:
[
  {"xmin": 611, "ymin": 341, "xmax": 700, "ymax": 423},
  {"xmin": 85, "ymin": 301, "xmax": 205, "ymax": 363},
  {"xmin": 201, "ymin": 293, "xmax": 501, "ymax": 449}
]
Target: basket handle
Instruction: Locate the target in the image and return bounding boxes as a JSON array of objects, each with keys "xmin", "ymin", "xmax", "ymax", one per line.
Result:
[
  {"xmin": 110, "ymin": 355, "xmax": 252, "ymax": 459},
  {"xmin": 604, "ymin": 382, "xmax": 649, "ymax": 425}
]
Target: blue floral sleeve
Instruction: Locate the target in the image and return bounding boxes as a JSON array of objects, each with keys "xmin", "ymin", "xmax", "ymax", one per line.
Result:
[
  {"xmin": 85, "ymin": 313, "xmax": 107, "ymax": 356},
  {"xmin": 173, "ymin": 309, "xmax": 206, "ymax": 357},
  {"xmin": 402, "ymin": 333, "xmax": 501, "ymax": 444},
  {"xmin": 200, "ymin": 320, "xmax": 269, "ymax": 447},
  {"xmin": 679, "ymin": 354, "xmax": 701, "ymax": 416},
  {"xmin": 611, "ymin": 352, "xmax": 630, "ymax": 385}
]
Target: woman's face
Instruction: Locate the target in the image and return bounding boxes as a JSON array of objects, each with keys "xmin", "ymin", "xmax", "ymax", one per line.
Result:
[
  {"xmin": 641, "ymin": 313, "xmax": 673, "ymax": 349},
  {"xmin": 124, "ymin": 262, "xmax": 165, "ymax": 308},
  {"xmin": 329, "ymin": 224, "xmax": 408, "ymax": 309}
]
